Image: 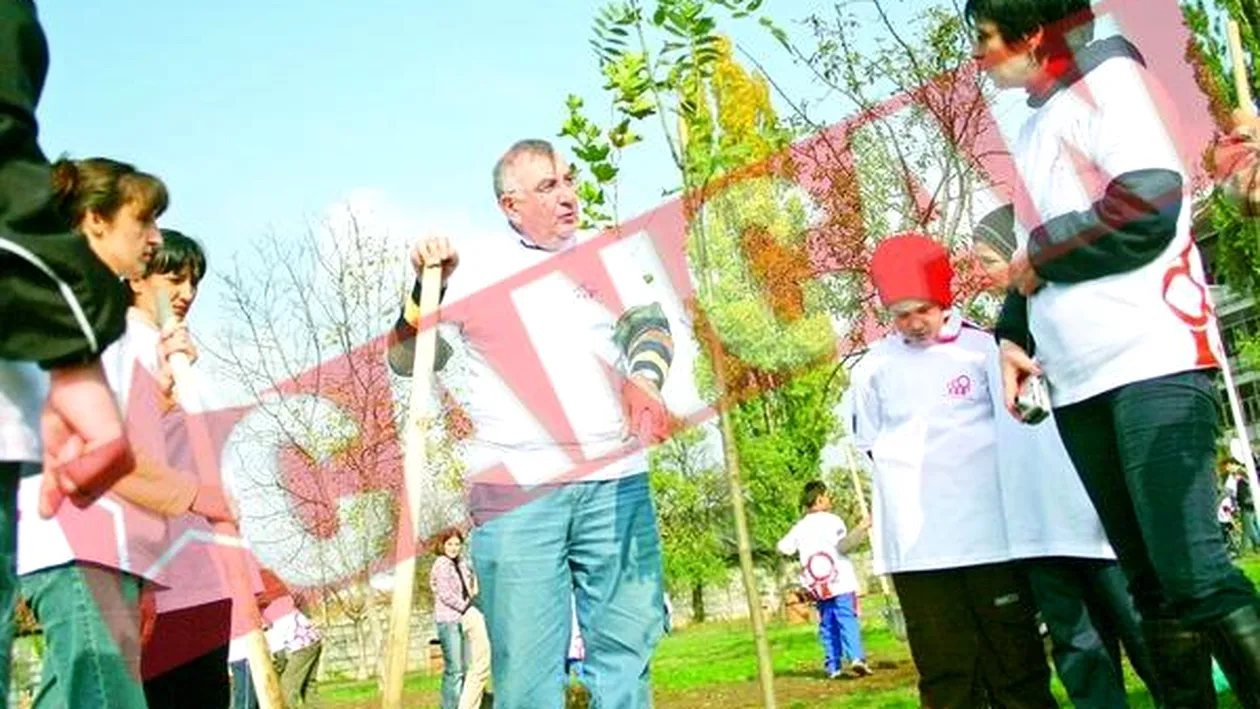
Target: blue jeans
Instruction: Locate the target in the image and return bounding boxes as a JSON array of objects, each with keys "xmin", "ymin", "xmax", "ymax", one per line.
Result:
[
  {"xmin": 436, "ymin": 620, "xmax": 465, "ymax": 709},
  {"xmin": 229, "ymin": 659, "xmax": 256, "ymax": 709},
  {"xmin": 1054, "ymin": 371, "xmax": 1257, "ymax": 626},
  {"xmin": 817, "ymin": 593, "xmax": 864, "ymax": 673},
  {"xmin": 470, "ymin": 473, "xmax": 666, "ymax": 709},
  {"xmin": 21, "ymin": 562, "xmax": 147, "ymax": 709},
  {"xmin": 0, "ymin": 467, "xmax": 18, "ymax": 702}
]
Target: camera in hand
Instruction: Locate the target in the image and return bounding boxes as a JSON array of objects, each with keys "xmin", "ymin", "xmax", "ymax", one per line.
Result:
[{"xmin": 1015, "ymin": 374, "xmax": 1050, "ymax": 425}]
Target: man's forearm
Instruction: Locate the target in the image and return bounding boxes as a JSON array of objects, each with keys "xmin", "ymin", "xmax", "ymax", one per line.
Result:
[
  {"xmin": 386, "ymin": 277, "xmax": 451, "ymax": 377},
  {"xmin": 615, "ymin": 303, "xmax": 674, "ymax": 389}
]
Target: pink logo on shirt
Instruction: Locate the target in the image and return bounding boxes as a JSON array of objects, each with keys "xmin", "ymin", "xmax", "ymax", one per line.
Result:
[{"xmin": 946, "ymin": 374, "xmax": 973, "ymax": 398}]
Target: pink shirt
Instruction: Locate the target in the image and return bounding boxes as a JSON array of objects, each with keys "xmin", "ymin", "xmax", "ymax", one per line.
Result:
[{"xmin": 430, "ymin": 556, "xmax": 473, "ymax": 624}]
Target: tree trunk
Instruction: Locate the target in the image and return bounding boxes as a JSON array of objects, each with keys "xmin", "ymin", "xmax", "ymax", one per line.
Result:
[
  {"xmin": 353, "ymin": 615, "xmax": 372, "ymax": 681},
  {"xmin": 363, "ymin": 588, "xmax": 387, "ymax": 683},
  {"xmin": 716, "ymin": 407, "xmax": 777, "ymax": 709},
  {"xmin": 692, "ymin": 582, "xmax": 707, "ymax": 624},
  {"xmin": 685, "ymin": 128, "xmax": 775, "ymax": 708}
]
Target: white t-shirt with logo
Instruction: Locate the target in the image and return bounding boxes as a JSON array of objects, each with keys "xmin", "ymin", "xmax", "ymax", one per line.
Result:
[
  {"xmin": 777, "ymin": 511, "xmax": 860, "ymax": 599},
  {"xmin": 435, "ymin": 231, "xmax": 670, "ymax": 487},
  {"xmin": 1014, "ymin": 54, "xmax": 1219, "ymax": 406},
  {"xmin": 850, "ymin": 321, "xmax": 1011, "ymax": 575}
]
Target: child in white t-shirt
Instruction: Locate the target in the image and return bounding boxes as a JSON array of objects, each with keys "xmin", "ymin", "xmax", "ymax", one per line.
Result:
[
  {"xmin": 850, "ymin": 233, "xmax": 1054, "ymax": 708},
  {"xmin": 777, "ymin": 480, "xmax": 871, "ymax": 679}
]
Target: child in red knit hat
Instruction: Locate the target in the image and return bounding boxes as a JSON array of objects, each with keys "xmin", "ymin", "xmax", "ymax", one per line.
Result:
[{"xmin": 849, "ymin": 233, "xmax": 1054, "ymax": 708}]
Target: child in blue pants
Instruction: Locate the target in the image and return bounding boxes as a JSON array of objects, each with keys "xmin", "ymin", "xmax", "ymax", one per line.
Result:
[{"xmin": 778, "ymin": 481, "xmax": 872, "ymax": 678}]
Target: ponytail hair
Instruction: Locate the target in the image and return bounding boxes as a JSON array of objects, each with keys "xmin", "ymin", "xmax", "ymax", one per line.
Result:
[{"xmin": 50, "ymin": 156, "xmax": 168, "ymax": 229}]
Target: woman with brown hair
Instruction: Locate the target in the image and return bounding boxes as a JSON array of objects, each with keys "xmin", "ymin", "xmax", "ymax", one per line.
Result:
[
  {"xmin": 430, "ymin": 527, "xmax": 489, "ymax": 709},
  {"xmin": 12, "ymin": 157, "xmax": 233, "ymax": 709}
]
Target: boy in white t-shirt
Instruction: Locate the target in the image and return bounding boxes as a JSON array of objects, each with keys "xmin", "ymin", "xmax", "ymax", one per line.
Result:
[
  {"xmin": 777, "ymin": 480, "xmax": 871, "ymax": 679},
  {"xmin": 850, "ymin": 234, "xmax": 1054, "ymax": 708}
]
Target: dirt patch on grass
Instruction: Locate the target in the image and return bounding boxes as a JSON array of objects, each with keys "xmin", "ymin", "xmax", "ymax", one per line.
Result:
[
  {"xmin": 653, "ymin": 658, "xmax": 918, "ymax": 708},
  {"xmin": 313, "ymin": 661, "xmax": 917, "ymax": 709}
]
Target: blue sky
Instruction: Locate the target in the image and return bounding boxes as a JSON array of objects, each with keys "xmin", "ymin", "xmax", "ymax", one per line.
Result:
[
  {"xmin": 32, "ymin": 0, "xmax": 1193, "ymax": 474},
  {"xmin": 30, "ymin": 0, "xmax": 1000, "ymax": 434},
  {"xmin": 31, "ymin": 0, "xmax": 1169, "ymax": 346},
  {"xmin": 34, "ymin": 1, "xmax": 853, "ymax": 335}
]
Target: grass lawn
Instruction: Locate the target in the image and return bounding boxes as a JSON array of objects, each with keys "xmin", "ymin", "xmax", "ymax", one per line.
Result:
[{"xmin": 311, "ymin": 557, "xmax": 1260, "ymax": 708}]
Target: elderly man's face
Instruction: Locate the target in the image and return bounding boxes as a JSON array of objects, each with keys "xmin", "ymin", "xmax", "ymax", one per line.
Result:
[{"xmin": 500, "ymin": 152, "xmax": 579, "ymax": 244}]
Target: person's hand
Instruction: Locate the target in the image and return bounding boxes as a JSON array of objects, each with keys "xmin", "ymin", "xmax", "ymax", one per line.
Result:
[
  {"xmin": 1218, "ymin": 109, "xmax": 1260, "ymax": 216},
  {"xmin": 410, "ymin": 235, "xmax": 459, "ymax": 283},
  {"xmin": 158, "ymin": 320, "xmax": 198, "ymax": 365},
  {"xmin": 999, "ymin": 339, "xmax": 1042, "ymax": 420},
  {"xmin": 39, "ymin": 362, "xmax": 134, "ymax": 518},
  {"xmin": 155, "ymin": 320, "xmax": 197, "ymax": 406},
  {"xmin": 1008, "ymin": 248, "xmax": 1043, "ymax": 296},
  {"xmin": 621, "ymin": 373, "xmax": 672, "ymax": 445}
]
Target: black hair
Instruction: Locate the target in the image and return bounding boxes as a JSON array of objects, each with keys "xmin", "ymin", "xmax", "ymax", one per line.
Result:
[
  {"xmin": 801, "ymin": 480, "xmax": 828, "ymax": 510},
  {"xmin": 143, "ymin": 229, "xmax": 207, "ymax": 286},
  {"xmin": 964, "ymin": 0, "xmax": 1094, "ymax": 47}
]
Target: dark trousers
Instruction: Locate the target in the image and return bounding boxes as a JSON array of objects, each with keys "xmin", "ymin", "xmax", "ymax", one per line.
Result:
[
  {"xmin": 142, "ymin": 598, "xmax": 232, "ymax": 680},
  {"xmin": 143, "ymin": 640, "xmax": 230, "ymax": 709},
  {"xmin": 1054, "ymin": 370, "xmax": 1257, "ymax": 627},
  {"xmin": 1026, "ymin": 557, "xmax": 1158, "ymax": 708},
  {"xmin": 893, "ymin": 562, "xmax": 1055, "ymax": 709}
]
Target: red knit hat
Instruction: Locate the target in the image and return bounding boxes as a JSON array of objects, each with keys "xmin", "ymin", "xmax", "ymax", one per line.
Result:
[{"xmin": 870, "ymin": 233, "xmax": 953, "ymax": 308}]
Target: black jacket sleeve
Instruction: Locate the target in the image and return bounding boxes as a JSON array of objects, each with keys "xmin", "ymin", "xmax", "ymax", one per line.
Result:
[
  {"xmin": 385, "ymin": 277, "xmax": 451, "ymax": 377},
  {"xmin": 0, "ymin": 1, "xmax": 128, "ymax": 367},
  {"xmin": 1027, "ymin": 168, "xmax": 1183, "ymax": 283},
  {"xmin": 994, "ymin": 290, "xmax": 1032, "ymax": 354}
]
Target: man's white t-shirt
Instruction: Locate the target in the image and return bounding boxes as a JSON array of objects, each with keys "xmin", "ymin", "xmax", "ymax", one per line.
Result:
[
  {"xmin": 850, "ymin": 319, "xmax": 1012, "ymax": 575},
  {"xmin": 435, "ymin": 231, "xmax": 669, "ymax": 487},
  {"xmin": 777, "ymin": 511, "xmax": 860, "ymax": 599}
]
